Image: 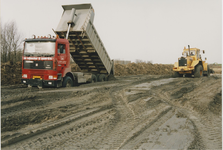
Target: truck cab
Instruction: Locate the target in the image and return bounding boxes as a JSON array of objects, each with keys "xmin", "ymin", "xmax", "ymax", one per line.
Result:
[{"xmin": 21, "ymin": 36, "xmax": 71, "ymax": 88}]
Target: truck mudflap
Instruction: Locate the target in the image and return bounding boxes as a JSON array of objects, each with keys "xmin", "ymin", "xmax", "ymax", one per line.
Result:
[{"xmin": 21, "ymin": 79, "xmax": 57, "ymax": 87}]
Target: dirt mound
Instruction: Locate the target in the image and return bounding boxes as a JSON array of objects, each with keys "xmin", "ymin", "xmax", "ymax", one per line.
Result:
[
  {"xmin": 71, "ymin": 62, "xmax": 173, "ymax": 76},
  {"xmin": 1, "ymin": 61, "xmax": 22, "ymax": 85},
  {"xmin": 209, "ymin": 64, "xmax": 222, "ymax": 74},
  {"xmin": 1, "ymin": 62, "xmax": 173, "ymax": 85},
  {"xmin": 71, "ymin": 63, "xmax": 81, "ymax": 72},
  {"xmin": 115, "ymin": 63, "xmax": 173, "ymax": 76}
]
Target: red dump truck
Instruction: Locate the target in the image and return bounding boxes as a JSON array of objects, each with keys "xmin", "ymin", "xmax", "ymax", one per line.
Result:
[{"xmin": 21, "ymin": 4, "xmax": 114, "ymax": 88}]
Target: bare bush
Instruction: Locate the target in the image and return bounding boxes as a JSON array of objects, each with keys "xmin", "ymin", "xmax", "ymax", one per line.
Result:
[{"xmin": 1, "ymin": 21, "xmax": 23, "ymax": 63}]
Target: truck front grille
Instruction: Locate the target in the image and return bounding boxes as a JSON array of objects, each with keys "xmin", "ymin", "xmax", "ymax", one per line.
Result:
[
  {"xmin": 179, "ymin": 57, "xmax": 187, "ymax": 66},
  {"xmin": 24, "ymin": 60, "xmax": 53, "ymax": 70}
]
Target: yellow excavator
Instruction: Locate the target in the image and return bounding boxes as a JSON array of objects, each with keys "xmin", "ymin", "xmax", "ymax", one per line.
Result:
[{"xmin": 173, "ymin": 45, "xmax": 211, "ymax": 78}]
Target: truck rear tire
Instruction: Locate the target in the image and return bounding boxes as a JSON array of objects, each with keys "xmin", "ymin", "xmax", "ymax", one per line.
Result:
[
  {"xmin": 62, "ymin": 76, "xmax": 73, "ymax": 87},
  {"xmin": 98, "ymin": 74, "xmax": 106, "ymax": 82},
  {"xmin": 91, "ymin": 74, "xmax": 97, "ymax": 83},
  {"xmin": 194, "ymin": 65, "xmax": 203, "ymax": 78}
]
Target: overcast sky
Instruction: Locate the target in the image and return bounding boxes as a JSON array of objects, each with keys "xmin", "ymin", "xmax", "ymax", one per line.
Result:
[{"xmin": 1, "ymin": 0, "xmax": 222, "ymax": 64}]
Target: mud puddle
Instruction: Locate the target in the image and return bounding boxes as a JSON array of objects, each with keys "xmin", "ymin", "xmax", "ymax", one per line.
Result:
[
  {"xmin": 130, "ymin": 78, "xmax": 176, "ymax": 90},
  {"xmin": 139, "ymin": 111, "xmax": 194, "ymax": 149}
]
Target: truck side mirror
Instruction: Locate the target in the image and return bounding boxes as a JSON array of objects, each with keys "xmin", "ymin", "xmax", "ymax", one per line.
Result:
[{"xmin": 203, "ymin": 50, "xmax": 205, "ymax": 54}]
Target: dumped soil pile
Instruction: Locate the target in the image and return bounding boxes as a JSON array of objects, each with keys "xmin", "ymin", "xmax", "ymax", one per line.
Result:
[
  {"xmin": 115, "ymin": 63, "xmax": 173, "ymax": 76},
  {"xmin": 209, "ymin": 64, "xmax": 222, "ymax": 74},
  {"xmin": 3, "ymin": 62, "xmax": 220, "ymax": 85},
  {"xmin": 1, "ymin": 62, "xmax": 173, "ymax": 85},
  {"xmin": 1, "ymin": 61, "xmax": 22, "ymax": 85},
  {"xmin": 71, "ymin": 63, "xmax": 81, "ymax": 72}
]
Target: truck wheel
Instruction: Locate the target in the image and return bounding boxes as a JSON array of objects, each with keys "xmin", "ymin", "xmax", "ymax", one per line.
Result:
[
  {"xmin": 91, "ymin": 74, "xmax": 97, "ymax": 83},
  {"xmin": 107, "ymin": 75, "xmax": 115, "ymax": 81},
  {"xmin": 194, "ymin": 65, "xmax": 203, "ymax": 78},
  {"xmin": 62, "ymin": 76, "xmax": 73, "ymax": 87},
  {"xmin": 98, "ymin": 74, "xmax": 106, "ymax": 82}
]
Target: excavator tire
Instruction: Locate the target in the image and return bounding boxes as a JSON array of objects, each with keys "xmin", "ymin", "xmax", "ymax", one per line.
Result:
[
  {"xmin": 207, "ymin": 65, "xmax": 210, "ymax": 77},
  {"xmin": 185, "ymin": 74, "xmax": 192, "ymax": 77},
  {"xmin": 194, "ymin": 65, "xmax": 203, "ymax": 78},
  {"xmin": 173, "ymin": 72, "xmax": 183, "ymax": 78},
  {"xmin": 203, "ymin": 65, "xmax": 210, "ymax": 77}
]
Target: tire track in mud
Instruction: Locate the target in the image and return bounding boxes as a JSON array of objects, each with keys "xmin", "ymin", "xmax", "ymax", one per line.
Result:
[
  {"xmin": 93, "ymin": 77, "xmax": 177, "ymax": 149},
  {"xmin": 120, "ymin": 106, "xmax": 174, "ymax": 149},
  {"xmin": 2, "ymin": 75, "xmax": 221, "ymax": 149},
  {"xmin": 2, "ymin": 108, "xmax": 100, "ymax": 147},
  {"xmin": 2, "ymin": 85, "xmax": 115, "ymax": 149},
  {"xmin": 1, "ymin": 86, "xmax": 113, "ymax": 134},
  {"xmin": 2, "ymin": 108, "xmax": 115, "ymax": 149},
  {"xmin": 40, "ymin": 76, "xmax": 174, "ymax": 149},
  {"xmin": 2, "ymin": 78, "xmax": 134, "ymax": 149},
  {"xmin": 2, "ymin": 76, "xmax": 177, "ymax": 149},
  {"xmin": 31, "ymin": 109, "xmax": 115, "ymax": 149},
  {"xmin": 98, "ymin": 87, "xmax": 137, "ymax": 149},
  {"xmin": 152, "ymin": 76, "xmax": 222, "ymax": 150}
]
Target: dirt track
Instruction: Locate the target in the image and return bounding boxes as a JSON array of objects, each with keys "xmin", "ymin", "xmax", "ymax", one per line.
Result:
[{"xmin": 1, "ymin": 73, "xmax": 221, "ymax": 149}]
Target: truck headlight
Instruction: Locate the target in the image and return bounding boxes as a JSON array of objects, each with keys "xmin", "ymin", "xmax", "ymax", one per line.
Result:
[
  {"xmin": 49, "ymin": 75, "xmax": 53, "ymax": 79},
  {"xmin": 22, "ymin": 74, "xmax": 27, "ymax": 78},
  {"xmin": 49, "ymin": 75, "xmax": 57, "ymax": 80}
]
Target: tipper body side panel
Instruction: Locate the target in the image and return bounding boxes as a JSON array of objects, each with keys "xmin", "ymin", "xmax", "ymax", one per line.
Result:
[{"xmin": 55, "ymin": 4, "xmax": 112, "ymax": 74}]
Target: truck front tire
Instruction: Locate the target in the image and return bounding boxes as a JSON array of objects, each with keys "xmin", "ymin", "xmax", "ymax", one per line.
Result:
[{"xmin": 62, "ymin": 76, "xmax": 73, "ymax": 87}]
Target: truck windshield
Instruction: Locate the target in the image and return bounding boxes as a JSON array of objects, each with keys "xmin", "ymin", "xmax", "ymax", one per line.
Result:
[{"xmin": 24, "ymin": 42, "xmax": 55, "ymax": 57}]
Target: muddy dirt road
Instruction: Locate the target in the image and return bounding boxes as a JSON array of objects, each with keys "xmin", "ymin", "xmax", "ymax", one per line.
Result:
[{"xmin": 1, "ymin": 74, "xmax": 222, "ymax": 149}]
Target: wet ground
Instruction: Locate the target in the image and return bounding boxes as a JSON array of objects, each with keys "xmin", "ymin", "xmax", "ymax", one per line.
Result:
[{"xmin": 1, "ymin": 74, "xmax": 222, "ymax": 149}]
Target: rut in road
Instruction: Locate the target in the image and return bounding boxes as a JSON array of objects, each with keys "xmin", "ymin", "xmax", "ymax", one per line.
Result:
[
  {"xmin": 1, "ymin": 75, "xmax": 221, "ymax": 149},
  {"xmin": 152, "ymin": 76, "xmax": 222, "ymax": 149},
  {"xmin": 2, "ymin": 76, "xmax": 175, "ymax": 149}
]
